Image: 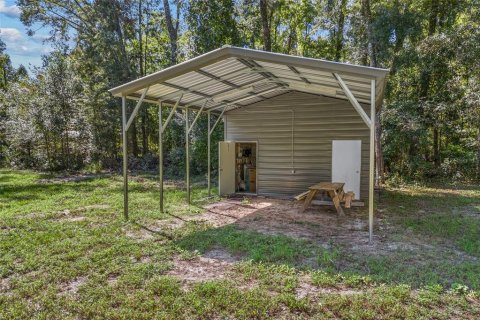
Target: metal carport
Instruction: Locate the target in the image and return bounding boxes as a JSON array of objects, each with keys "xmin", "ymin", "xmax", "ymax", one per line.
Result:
[{"xmin": 108, "ymin": 45, "xmax": 389, "ymax": 242}]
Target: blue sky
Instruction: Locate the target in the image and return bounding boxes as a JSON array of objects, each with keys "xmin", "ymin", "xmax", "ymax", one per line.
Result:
[{"xmin": 0, "ymin": 0, "xmax": 53, "ymax": 69}]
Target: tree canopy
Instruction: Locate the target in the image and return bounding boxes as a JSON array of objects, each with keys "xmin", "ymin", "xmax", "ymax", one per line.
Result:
[{"xmin": 0, "ymin": 0, "xmax": 479, "ymax": 182}]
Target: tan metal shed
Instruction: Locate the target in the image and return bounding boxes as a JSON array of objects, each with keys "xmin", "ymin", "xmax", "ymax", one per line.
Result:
[
  {"xmin": 109, "ymin": 45, "xmax": 389, "ymax": 242},
  {"xmin": 223, "ymin": 91, "xmax": 371, "ymax": 198}
]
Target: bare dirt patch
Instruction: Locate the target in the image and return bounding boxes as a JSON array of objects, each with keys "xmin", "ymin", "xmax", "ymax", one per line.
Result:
[
  {"xmin": 295, "ymin": 275, "xmax": 363, "ymax": 299},
  {"xmin": 166, "ymin": 250, "xmax": 239, "ymax": 284},
  {"xmin": 144, "ymin": 197, "xmax": 453, "ymax": 257},
  {"xmin": 107, "ymin": 274, "xmax": 119, "ymax": 286},
  {"xmin": 136, "ymin": 196, "xmax": 478, "ymax": 271},
  {"xmin": 59, "ymin": 276, "xmax": 88, "ymax": 296},
  {"xmin": 0, "ymin": 277, "xmax": 12, "ymax": 293},
  {"xmin": 165, "ymin": 250, "xmax": 363, "ymax": 297},
  {"xmin": 194, "ymin": 197, "xmax": 412, "ymax": 256},
  {"xmin": 153, "ymin": 199, "xmax": 271, "ymax": 230},
  {"xmin": 452, "ymin": 205, "xmax": 480, "ymax": 218},
  {"xmin": 54, "ymin": 204, "xmax": 111, "ymax": 222},
  {"xmin": 125, "ymin": 228, "xmax": 156, "ymax": 241}
]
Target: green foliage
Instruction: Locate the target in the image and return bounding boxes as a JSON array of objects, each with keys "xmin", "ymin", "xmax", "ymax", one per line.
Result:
[
  {"xmin": 185, "ymin": 0, "xmax": 242, "ymax": 54},
  {"xmin": 1, "ymin": 0, "xmax": 479, "ymax": 181}
]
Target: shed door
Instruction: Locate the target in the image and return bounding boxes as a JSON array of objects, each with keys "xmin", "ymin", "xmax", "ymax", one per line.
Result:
[
  {"xmin": 332, "ymin": 140, "xmax": 361, "ymax": 199},
  {"xmin": 219, "ymin": 141, "xmax": 235, "ymax": 195}
]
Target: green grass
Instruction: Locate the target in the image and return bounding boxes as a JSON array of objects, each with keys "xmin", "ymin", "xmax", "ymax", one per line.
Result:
[
  {"xmin": 177, "ymin": 224, "xmax": 340, "ymax": 267},
  {"xmin": 1, "ymin": 169, "xmax": 480, "ymax": 319},
  {"xmin": 382, "ymin": 184, "xmax": 480, "ymax": 256}
]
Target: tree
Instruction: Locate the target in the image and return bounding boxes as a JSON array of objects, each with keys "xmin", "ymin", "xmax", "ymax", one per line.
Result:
[
  {"xmin": 162, "ymin": 0, "xmax": 180, "ymax": 65},
  {"xmin": 259, "ymin": 0, "xmax": 271, "ymax": 51},
  {"xmin": 0, "ymin": 39, "xmax": 14, "ymax": 90},
  {"xmin": 186, "ymin": 0, "xmax": 241, "ymax": 54},
  {"xmin": 2, "ymin": 0, "xmax": 477, "ymax": 184}
]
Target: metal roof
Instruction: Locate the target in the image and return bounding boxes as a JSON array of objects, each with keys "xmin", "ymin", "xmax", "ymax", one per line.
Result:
[{"xmin": 109, "ymin": 45, "xmax": 389, "ymax": 114}]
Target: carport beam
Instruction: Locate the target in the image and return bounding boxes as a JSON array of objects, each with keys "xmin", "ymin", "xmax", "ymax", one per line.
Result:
[
  {"xmin": 207, "ymin": 105, "xmax": 229, "ymax": 196},
  {"xmin": 369, "ymin": 80, "xmax": 376, "ymax": 243},
  {"xmin": 333, "ymin": 73, "xmax": 372, "ymax": 129}
]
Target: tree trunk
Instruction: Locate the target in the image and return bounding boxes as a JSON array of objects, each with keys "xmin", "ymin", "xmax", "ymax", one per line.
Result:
[
  {"xmin": 138, "ymin": 0, "xmax": 149, "ymax": 156},
  {"xmin": 419, "ymin": 0, "xmax": 438, "ymax": 98},
  {"xmin": 286, "ymin": 26, "xmax": 294, "ymax": 54},
  {"xmin": 141, "ymin": 110, "xmax": 148, "ymax": 155},
  {"xmin": 362, "ymin": 0, "xmax": 384, "ymax": 185},
  {"xmin": 138, "ymin": 0, "xmax": 144, "ymax": 77},
  {"xmin": 113, "ymin": 2, "xmax": 134, "ymax": 80},
  {"xmin": 362, "ymin": 0, "xmax": 377, "ymax": 67},
  {"xmin": 389, "ymin": 31, "xmax": 405, "ymax": 76},
  {"xmin": 334, "ymin": 0, "xmax": 347, "ymax": 61},
  {"xmin": 260, "ymin": 0, "xmax": 271, "ymax": 51},
  {"xmin": 433, "ymin": 127, "xmax": 440, "ymax": 167},
  {"xmin": 477, "ymin": 128, "xmax": 480, "ymax": 181},
  {"xmin": 163, "ymin": 0, "xmax": 177, "ymax": 65},
  {"xmin": 43, "ymin": 130, "xmax": 51, "ymax": 166},
  {"xmin": 65, "ymin": 129, "xmax": 70, "ymax": 170},
  {"xmin": 419, "ymin": 0, "xmax": 439, "ymax": 167}
]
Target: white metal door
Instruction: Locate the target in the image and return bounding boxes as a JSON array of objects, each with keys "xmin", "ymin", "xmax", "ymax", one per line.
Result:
[
  {"xmin": 219, "ymin": 141, "xmax": 235, "ymax": 195},
  {"xmin": 332, "ymin": 140, "xmax": 361, "ymax": 199}
]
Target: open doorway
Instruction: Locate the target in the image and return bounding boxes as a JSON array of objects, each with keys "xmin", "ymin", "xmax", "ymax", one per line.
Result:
[{"xmin": 235, "ymin": 142, "xmax": 257, "ymax": 194}]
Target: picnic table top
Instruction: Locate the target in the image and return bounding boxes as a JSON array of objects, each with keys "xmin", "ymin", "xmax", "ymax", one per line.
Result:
[{"xmin": 308, "ymin": 182, "xmax": 345, "ymax": 192}]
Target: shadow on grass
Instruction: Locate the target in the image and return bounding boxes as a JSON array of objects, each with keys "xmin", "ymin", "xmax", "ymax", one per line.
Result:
[
  {"xmin": 379, "ymin": 186, "xmax": 480, "ymax": 211},
  {"xmin": 0, "ymin": 183, "xmax": 99, "ymax": 203},
  {"xmin": 176, "ymin": 224, "xmax": 336, "ymax": 268},
  {"xmin": 175, "ymin": 223, "xmax": 480, "ymax": 290},
  {"xmin": 132, "ymin": 222, "xmax": 176, "ymax": 240}
]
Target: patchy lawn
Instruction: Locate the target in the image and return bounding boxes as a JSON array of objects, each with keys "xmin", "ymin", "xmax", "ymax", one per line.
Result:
[{"xmin": 1, "ymin": 169, "xmax": 479, "ymax": 319}]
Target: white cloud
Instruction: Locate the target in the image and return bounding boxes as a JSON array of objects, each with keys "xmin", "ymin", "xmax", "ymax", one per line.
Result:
[
  {"xmin": 0, "ymin": 0, "xmax": 21, "ymax": 18},
  {"xmin": 0, "ymin": 28, "xmax": 53, "ymax": 58},
  {"xmin": 31, "ymin": 33, "xmax": 50, "ymax": 43},
  {"xmin": 0, "ymin": 27, "xmax": 22, "ymax": 41}
]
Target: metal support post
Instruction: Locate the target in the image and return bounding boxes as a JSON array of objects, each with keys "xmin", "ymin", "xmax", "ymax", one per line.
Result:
[
  {"xmin": 207, "ymin": 110, "xmax": 211, "ymax": 196},
  {"xmin": 369, "ymin": 79, "xmax": 376, "ymax": 243},
  {"xmin": 159, "ymin": 101, "xmax": 164, "ymax": 213},
  {"xmin": 185, "ymin": 108, "xmax": 190, "ymax": 204},
  {"xmin": 122, "ymin": 96, "xmax": 128, "ymax": 220}
]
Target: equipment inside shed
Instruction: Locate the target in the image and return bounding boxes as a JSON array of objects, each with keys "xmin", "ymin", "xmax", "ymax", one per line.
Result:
[{"xmin": 235, "ymin": 142, "xmax": 257, "ymax": 193}]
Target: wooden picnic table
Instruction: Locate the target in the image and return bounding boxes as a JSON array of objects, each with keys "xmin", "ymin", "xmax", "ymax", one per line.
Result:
[{"xmin": 301, "ymin": 182, "xmax": 345, "ymax": 215}]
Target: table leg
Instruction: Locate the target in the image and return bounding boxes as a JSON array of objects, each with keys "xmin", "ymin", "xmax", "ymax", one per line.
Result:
[
  {"xmin": 301, "ymin": 190, "xmax": 318, "ymax": 212},
  {"xmin": 329, "ymin": 190, "xmax": 345, "ymax": 215}
]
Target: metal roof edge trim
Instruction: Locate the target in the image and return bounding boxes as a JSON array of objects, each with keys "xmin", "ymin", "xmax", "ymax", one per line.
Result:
[
  {"xmin": 226, "ymin": 46, "xmax": 389, "ymax": 77},
  {"xmin": 109, "ymin": 46, "xmax": 231, "ymax": 97},
  {"xmin": 109, "ymin": 45, "xmax": 390, "ymax": 98}
]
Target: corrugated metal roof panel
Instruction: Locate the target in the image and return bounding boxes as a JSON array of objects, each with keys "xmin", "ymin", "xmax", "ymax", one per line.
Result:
[
  {"xmin": 201, "ymin": 57, "xmax": 245, "ymax": 77},
  {"xmin": 229, "ymin": 73, "xmax": 265, "ymax": 86},
  {"xmin": 166, "ymin": 71, "xmax": 211, "ymax": 87},
  {"xmin": 199, "ymin": 83, "xmax": 233, "ymax": 96},
  {"xmin": 112, "ymin": 46, "xmax": 388, "ymax": 113},
  {"xmin": 254, "ymin": 60, "xmax": 293, "ymax": 72}
]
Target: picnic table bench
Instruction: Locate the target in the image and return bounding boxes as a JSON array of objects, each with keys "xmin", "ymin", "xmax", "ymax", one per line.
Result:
[{"xmin": 299, "ymin": 182, "xmax": 350, "ymax": 215}]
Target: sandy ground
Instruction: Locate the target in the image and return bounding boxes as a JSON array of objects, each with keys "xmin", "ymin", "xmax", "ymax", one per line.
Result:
[
  {"xmin": 158, "ymin": 196, "xmax": 416, "ymax": 254},
  {"xmin": 134, "ymin": 196, "xmax": 478, "ymax": 296}
]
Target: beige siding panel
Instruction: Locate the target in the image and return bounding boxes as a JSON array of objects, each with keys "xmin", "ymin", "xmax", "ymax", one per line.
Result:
[{"xmin": 225, "ymin": 91, "xmax": 370, "ymax": 198}]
